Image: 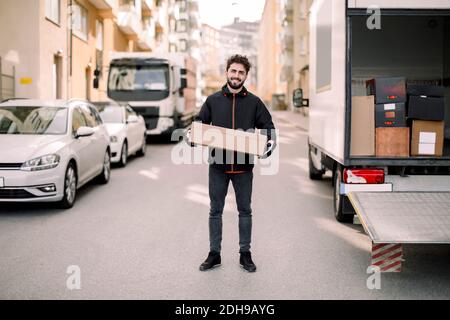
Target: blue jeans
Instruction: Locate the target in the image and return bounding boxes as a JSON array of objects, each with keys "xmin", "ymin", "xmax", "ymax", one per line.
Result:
[{"xmin": 208, "ymin": 166, "xmax": 253, "ymax": 253}]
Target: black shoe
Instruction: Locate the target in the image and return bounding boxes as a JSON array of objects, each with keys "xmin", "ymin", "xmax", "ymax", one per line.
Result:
[
  {"xmin": 240, "ymin": 251, "xmax": 257, "ymax": 272},
  {"xmin": 199, "ymin": 251, "xmax": 221, "ymax": 271}
]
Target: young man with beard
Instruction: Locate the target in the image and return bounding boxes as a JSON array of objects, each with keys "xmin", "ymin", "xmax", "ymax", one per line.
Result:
[{"xmin": 193, "ymin": 54, "xmax": 276, "ymax": 272}]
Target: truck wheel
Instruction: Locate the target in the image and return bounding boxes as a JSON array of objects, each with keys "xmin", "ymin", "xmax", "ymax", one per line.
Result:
[
  {"xmin": 333, "ymin": 165, "xmax": 353, "ymax": 223},
  {"xmin": 309, "ymin": 145, "xmax": 324, "ymax": 180}
]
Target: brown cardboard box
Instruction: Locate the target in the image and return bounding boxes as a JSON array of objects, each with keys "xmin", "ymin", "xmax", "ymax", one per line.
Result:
[
  {"xmin": 411, "ymin": 120, "xmax": 444, "ymax": 156},
  {"xmin": 190, "ymin": 122, "xmax": 268, "ymax": 156},
  {"xmin": 376, "ymin": 127, "xmax": 409, "ymax": 157},
  {"xmin": 351, "ymin": 96, "xmax": 375, "ymax": 156}
]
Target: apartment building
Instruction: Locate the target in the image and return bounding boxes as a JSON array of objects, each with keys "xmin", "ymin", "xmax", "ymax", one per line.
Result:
[
  {"xmin": 281, "ymin": 0, "xmax": 312, "ymax": 109},
  {"xmin": 257, "ymin": 0, "xmax": 286, "ymax": 107},
  {"xmin": 219, "ymin": 18, "xmax": 259, "ymax": 92},
  {"xmin": 200, "ymin": 23, "xmax": 222, "ymax": 97},
  {"xmin": 0, "ymin": 0, "xmax": 69, "ymax": 100},
  {"xmin": 0, "ymin": 0, "xmax": 201, "ymax": 101}
]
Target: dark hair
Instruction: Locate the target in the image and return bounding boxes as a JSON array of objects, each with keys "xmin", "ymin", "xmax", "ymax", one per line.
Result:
[{"xmin": 226, "ymin": 54, "xmax": 251, "ymax": 74}]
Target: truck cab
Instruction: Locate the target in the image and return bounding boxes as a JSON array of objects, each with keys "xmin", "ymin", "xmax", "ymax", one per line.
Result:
[{"xmin": 107, "ymin": 52, "xmax": 197, "ymax": 137}]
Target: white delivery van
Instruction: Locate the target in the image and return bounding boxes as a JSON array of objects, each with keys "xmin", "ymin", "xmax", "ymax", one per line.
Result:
[
  {"xmin": 107, "ymin": 52, "xmax": 197, "ymax": 136},
  {"xmin": 293, "ymin": 0, "xmax": 450, "ymax": 256}
]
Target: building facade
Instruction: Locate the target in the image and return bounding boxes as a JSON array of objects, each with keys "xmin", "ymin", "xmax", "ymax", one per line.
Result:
[
  {"xmin": 200, "ymin": 23, "xmax": 222, "ymax": 97},
  {"xmin": 284, "ymin": 0, "xmax": 312, "ymax": 110},
  {"xmin": 219, "ymin": 18, "xmax": 259, "ymax": 93},
  {"xmin": 0, "ymin": 0, "xmax": 201, "ymax": 101},
  {"xmin": 257, "ymin": 0, "xmax": 286, "ymax": 108}
]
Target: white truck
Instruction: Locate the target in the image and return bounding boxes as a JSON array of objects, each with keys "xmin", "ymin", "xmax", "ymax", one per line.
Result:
[
  {"xmin": 294, "ymin": 0, "xmax": 450, "ymax": 271},
  {"xmin": 107, "ymin": 52, "xmax": 198, "ymax": 137}
]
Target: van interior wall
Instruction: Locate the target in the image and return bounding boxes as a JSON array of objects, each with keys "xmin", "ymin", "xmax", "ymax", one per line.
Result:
[{"xmin": 351, "ymin": 15, "xmax": 450, "ymax": 157}]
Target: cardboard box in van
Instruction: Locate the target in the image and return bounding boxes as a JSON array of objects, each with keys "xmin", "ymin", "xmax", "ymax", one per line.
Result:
[
  {"xmin": 411, "ymin": 120, "xmax": 444, "ymax": 156},
  {"xmin": 351, "ymin": 96, "xmax": 375, "ymax": 156},
  {"xmin": 376, "ymin": 127, "xmax": 410, "ymax": 157}
]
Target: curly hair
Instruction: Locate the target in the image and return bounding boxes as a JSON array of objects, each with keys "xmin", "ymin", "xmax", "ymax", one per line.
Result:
[{"xmin": 226, "ymin": 54, "xmax": 251, "ymax": 74}]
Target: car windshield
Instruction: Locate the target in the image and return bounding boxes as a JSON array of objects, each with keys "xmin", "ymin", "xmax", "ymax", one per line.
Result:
[
  {"xmin": 97, "ymin": 106, "xmax": 124, "ymax": 123},
  {"xmin": 0, "ymin": 106, "xmax": 68, "ymax": 135},
  {"xmin": 108, "ymin": 65, "xmax": 170, "ymax": 92}
]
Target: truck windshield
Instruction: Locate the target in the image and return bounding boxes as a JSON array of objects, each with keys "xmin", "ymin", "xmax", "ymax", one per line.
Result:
[
  {"xmin": 108, "ymin": 65, "xmax": 170, "ymax": 92},
  {"xmin": 0, "ymin": 106, "xmax": 68, "ymax": 135}
]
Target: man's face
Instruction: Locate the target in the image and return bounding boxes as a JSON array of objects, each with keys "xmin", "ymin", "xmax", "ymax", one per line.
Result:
[{"xmin": 226, "ymin": 63, "xmax": 248, "ymax": 90}]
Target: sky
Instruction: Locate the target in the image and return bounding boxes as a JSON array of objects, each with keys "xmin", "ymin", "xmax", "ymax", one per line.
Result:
[{"xmin": 198, "ymin": 0, "xmax": 266, "ymax": 29}]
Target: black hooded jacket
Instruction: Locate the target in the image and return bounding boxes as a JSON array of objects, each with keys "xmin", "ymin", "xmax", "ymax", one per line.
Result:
[{"xmin": 194, "ymin": 85, "xmax": 276, "ymax": 172}]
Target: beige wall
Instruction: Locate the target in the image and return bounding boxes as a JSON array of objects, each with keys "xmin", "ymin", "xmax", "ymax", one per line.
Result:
[
  {"xmin": 257, "ymin": 0, "xmax": 284, "ymax": 106},
  {"xmin": 0, "ymin": 0, "xmax": 42, "ymax": 99},
  {"xmin": 39, "ymin": 0, "xmax": 68, "ymax": 100},
  {"xmin": 71, "ymin": 0, "xmax": 131, "ymax": 101},
  {"xmin": 293, "ymin": 0, "xmax": 312, "ymax": 99}
]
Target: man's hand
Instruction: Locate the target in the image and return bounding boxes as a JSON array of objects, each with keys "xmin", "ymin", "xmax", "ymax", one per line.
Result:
[{"xmin": 258, "ymin": 140, "xmax": 276, "ymax": 159}]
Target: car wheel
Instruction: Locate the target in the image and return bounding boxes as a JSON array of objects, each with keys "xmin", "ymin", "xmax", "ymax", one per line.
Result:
[
  {"xmin": 136, "ymin": 135, "xmax": 147, "ymax": 157},
  {"xmin": 119, "ymin": 141, "xmax": 128, "ymax": 167},
  {"xmin": 97, "ymin": 151, "xmax": 111, "ymax": 184},
  {"xmin": 333, "ymin": 164, "xmax": 353, "ymax": 223},
  {"xmin": 59, "ymin": 163, "xmax": 77, "ymax": 209}
]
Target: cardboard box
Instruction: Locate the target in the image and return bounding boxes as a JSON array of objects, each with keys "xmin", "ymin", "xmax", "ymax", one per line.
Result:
[
  {"xmin": 407, "ymin": 84, "xmax": 445, "ymax": 97},
  {"xmin": 407, "ymin": 96, "xmax": 445, "ymax": 121},
  {"xmin": 351, "ymin": 96, "xmax": 375, "ymax": 156},
  {"xmin": 366, "ymin": 77, "xmax": 407, "ymax": 104},
  {"xmin": 411, "ymin": 120, "xmax": 444, "ymax": 156},
  {"xmin": 375, "ymin": 102, "xmax": 406, "ymax": 127},
  {"xmin": 190, "ymin": 122, "xmax": 268, "ymax": 156},
  {"xmin": 376, "ymin": 127, "xmax": 409, "ymax": 157}
]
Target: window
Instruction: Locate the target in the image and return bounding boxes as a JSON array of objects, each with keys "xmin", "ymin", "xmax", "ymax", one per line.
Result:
[
  {"xmin": 45, "ymin": 0, "xmax": 60, "ymax": 24},
  {"xmin": 80, "ymin": 105, "xmax": 98, "ymax": 128},
  {"xmin": 72, "ymin": 2, "xmax": 88, "ymax": 41},
  {"xmin": 300, "ymin": 0, "xmax": 307, "ymax": 19},
  {"xmin": 89, "ymin": 106, "xmax": 103, "ymax": 125},
  {"xmin": 300, "ymin": 36, "xmax": 307, "ymax": 55},
  {"xmin": 178, "ymin": 0, "xmax": 187, "ymax": 13},
  {"xmin": 96, "ymin": 20, "xmax": 104, "ymax": 51},
  {"xmin": 72, "ymin": 108, "xmax": 87, "ymax": 135},
  {"xmin": 176, "ymin": 19, "xmax": 187, "ymax": 33},
  {"xmin": 179, "ymin": 39, "xmax": 187, "ymax": 52}
]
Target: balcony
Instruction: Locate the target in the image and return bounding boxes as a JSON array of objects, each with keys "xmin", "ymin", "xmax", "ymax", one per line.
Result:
[
  {"xmin": 88, "ymin": 0, "xmax": 118, "ymax": 18},
  {"xmin": 142, "ymin": 0, "xmax": 154, "ymax": 17},
  {"xmin": 117, "ymin": 2, "xmax": 142, "ymax": 37},
  {"xmin": 280, "ymin": 51, "xmax": 293, "ymax": 81},
  {"xmin": 280, "ymin": 0, "xmax": 293, "ymax": 24},
  {"xmin": 281, "ymin": 27, "xmax": 294, "ymax": 51},
  {"xmin": 138, "ymin": 27, "xmax": 156, "ymax": 50}
]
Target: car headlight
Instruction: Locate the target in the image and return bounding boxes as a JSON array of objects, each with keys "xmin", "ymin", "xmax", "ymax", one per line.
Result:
[
  {"xmin": 110, "ymin": 136, "xmax": 118, "ymax": 143},
  {"xmin": 21, "ymin": 154, "xmax": 60, "ymax": 171}
]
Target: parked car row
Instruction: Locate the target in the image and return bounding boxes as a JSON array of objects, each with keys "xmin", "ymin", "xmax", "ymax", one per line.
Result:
[{"xmin": 0, "ymin": 98, "xmax": 147, "ymax": 209}]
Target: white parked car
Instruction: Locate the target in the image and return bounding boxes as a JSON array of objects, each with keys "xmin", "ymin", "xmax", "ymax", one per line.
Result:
[
  {"xmin": 93, "ymin": 101, "xmax": 147, "ymax": 167},
  {"xmin": 0, "ymin": 99, "xmax": 111, "ymax": 208}
]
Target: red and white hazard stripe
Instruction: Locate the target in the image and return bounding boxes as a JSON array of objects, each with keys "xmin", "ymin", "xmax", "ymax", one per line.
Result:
[{"xmin": 371, "ymin": 243, "xmax": 403, "ymax": 272}]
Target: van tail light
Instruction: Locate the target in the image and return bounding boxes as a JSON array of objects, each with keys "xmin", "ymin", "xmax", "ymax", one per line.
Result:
[{"xmin": 343, "ymin": 169, "xmax": 385, "ymax": 184}]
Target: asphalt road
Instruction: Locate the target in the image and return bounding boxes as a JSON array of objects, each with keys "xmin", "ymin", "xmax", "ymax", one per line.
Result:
[{"xmin": 0, "ymin": 117, "xmax": 449, "ymax": 299}]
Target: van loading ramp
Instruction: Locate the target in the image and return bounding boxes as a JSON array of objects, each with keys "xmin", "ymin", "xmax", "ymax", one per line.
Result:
[{"xmin": 347, "ymin": 192, "xmax": 450, "ymax": 272}]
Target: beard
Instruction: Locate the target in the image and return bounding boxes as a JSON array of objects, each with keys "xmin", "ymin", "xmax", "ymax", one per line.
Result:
[{"xmin": 227, "ymin": 77, "xmax": 245, "ymax": 90}]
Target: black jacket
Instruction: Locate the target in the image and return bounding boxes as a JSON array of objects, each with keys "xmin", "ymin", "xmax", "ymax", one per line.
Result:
[{"xmin": 195, "ymin": 85, "xmax": 276, "ymax": 172}]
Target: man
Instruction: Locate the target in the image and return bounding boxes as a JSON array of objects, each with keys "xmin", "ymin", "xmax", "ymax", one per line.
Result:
[{"xmin": 191, "ymin": 54, "xmax": 276, "ymax": 272}]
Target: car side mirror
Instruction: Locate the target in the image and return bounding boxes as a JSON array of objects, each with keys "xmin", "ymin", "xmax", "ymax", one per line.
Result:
[
  {"xmin": 293, "ymin": 88, "xmax": 309, "ymax": 108},
  {"xmin": 127, "ymin": 115, "xmax": 139, "ymax": 123},
  {"xmin": 76, "ymin": 126, "xmax": 95, "ymax": 138}
]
